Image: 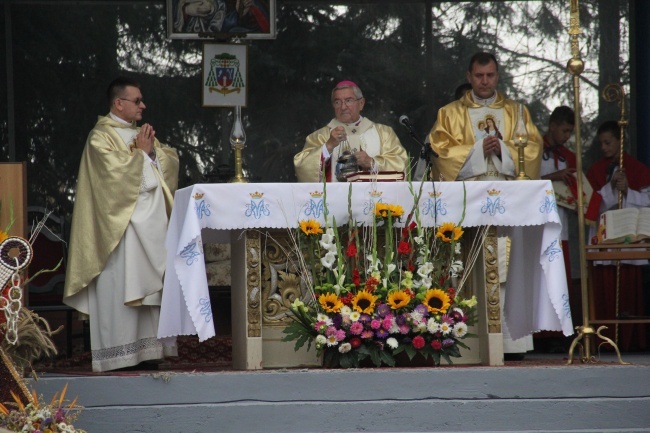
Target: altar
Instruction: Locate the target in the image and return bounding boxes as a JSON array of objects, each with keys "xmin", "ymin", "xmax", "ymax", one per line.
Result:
[{"xmin": 158, "ymin": 181, "xmax": 574, "ymax": 369}]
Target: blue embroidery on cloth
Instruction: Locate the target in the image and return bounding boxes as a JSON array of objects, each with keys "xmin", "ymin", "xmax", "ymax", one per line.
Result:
[{"xmin": 180, "ymin": 241, "xmax": 201, "ymax": 266}]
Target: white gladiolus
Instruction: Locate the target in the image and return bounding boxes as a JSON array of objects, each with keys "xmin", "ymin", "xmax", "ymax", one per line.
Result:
[{"xmin": 321, "ymin": 251, "xmax": 336, "ymax": 268}]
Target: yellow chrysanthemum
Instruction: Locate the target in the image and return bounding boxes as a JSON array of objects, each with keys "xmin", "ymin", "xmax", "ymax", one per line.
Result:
[
  {"xmin": 423, "ymin": 288, "xmax": 451, "ymax": 314},
  {"xmin": 0, "ymin": 231, "xmax": 7, "ymax": 243},
  {"xmin": 299, "ymin": 219, "xmax": 323, "ymax": 236},
  {"xmin": 319, "ymin": 293, "xmax": 344, "ymax": 313},
  {"xmin": 436, "ymin": 222, "xmax": 463, "ymax": 243},
  {"xmin": 351, "ymin": 290, "xmax": 378, "ymax": 314},
  {"xmin": 387, "ymin": 289, "xmax": 411, "ymax": 310}
]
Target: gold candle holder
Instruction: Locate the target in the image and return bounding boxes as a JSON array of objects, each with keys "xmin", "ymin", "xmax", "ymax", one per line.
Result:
[
  {"xmin": 229, "ymin": 105, "xmax": 248, "ymax": 183},
  {"xmin": 514, "ymin": 103, "xmax": 531, "ymax": 180}
]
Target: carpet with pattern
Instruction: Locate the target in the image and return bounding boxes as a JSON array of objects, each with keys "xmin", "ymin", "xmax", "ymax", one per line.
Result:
[{"xmin": 32, "ymin": 335, "xmax": 233, "ymax": 375}]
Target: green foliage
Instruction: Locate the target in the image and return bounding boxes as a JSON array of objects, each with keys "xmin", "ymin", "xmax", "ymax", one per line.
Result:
[{"xmin": 2, "ymin": 1, "xmax": 630, "ymax": 220}]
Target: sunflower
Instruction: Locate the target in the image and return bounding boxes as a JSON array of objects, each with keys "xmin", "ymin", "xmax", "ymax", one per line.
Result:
[
  {"xmin": 423, "ymin": 288, "xmax": 451, "ymax": 314},
  {"xmin": 0, "ymin": 230, "xmax": 7, "ymax": 243},
  {"xmin": 436, "ymin": 222, "xmax": 463, "ymax": 243},
  {"xmin": 374, "ymin": 203, "xmax": 404, "ymax": 219},
  {"xmin": 351, "ymin": 290, "xmax": 378, "ymax": 314},
  {"xmin": 318, "ymin": 293, "xmax": 343, "ymax": 313},
  {"xmin": 388, "ymin": 204, "xmax": 404, "ymax": 218},
  {"xmin": 374, "ymin": 203, "xmax": 390, "ymax": 218},
  {"xmin": 299, "ymin": 219, "xmax": 323, "ymax": 236},
  {"xmin": 387, "ymin": 289, "xmax": 411, "ymax": 310}
]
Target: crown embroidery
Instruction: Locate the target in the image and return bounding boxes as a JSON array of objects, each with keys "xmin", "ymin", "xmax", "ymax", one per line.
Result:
[
  {"xmin": 428, "ymin": 191, "xmax": 442, "ymax": 198},
  {"xmin": 369, "ymin": 190, "xmax": 383, "ymax": 198},
  {"xmin": 310, "ymin": 190, "xmax": 324, "ymax": 198},
  {"xmin": 487, "ymin": 189, "xmax": 501, "ymax": 196},
  {"xmin": 193, "ymin": 193, "xmax": 204, "ymax": 199},
  {"xmin": 250, "ymin": 191, "xmax": 264, "ymax": 199},
  {"xmin": 546, "ymin": 190, "xmax": 554, "ymax": 195}
]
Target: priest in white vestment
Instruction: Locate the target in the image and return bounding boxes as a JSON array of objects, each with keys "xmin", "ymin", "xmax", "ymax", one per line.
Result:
[
  {"xmin": 64, "ymin": 77, "xmax": 180, "ymax": 372},
  {"xmin": 294, "ymin": 80, "xmax": 407, "ymax": 182},
  {"xmin": 429, "ymin": 52, "xmax": 543, "ymax": 358}
]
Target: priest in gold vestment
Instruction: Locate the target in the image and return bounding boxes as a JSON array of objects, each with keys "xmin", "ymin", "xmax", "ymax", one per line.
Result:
[
  {"xmin": 294, "ymin": 80, "xmax": 407, "ymax": 182},
  {"xmin": 429, "ymin": 53, "xmax": 543, "ymax": 358},
  {"xmin": 64, "ymin": 77, "xmax": 180, "ymax": 372},
  {"xmin": 429, "ymin": 53, "xmax": 542, "ymax": 182}
]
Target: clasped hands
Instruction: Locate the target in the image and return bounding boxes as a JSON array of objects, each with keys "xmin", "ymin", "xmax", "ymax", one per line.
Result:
[
  {"xmin": 326, "ymin": 126, "xmax": 374, "ymax": 170},
  {"xmin": 134, "ymin": 123, "xmax": 156, "ymax": 157},
  {"xmin": 482, "ymin": 135, "xmax": 501, "ymax": 156}
]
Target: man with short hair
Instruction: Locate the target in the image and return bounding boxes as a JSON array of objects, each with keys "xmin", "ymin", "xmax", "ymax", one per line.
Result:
[
  {"xmin": 428, "ymin": 53, "xmax": 544, "ymax": 359},
  {"xmin": 429, "ymin": 52, "xmax": 543, "ymax": 181},
  {"xmin": 64, "ymin": 77, "xmax": 180, "ymax": 372},
  {"xmin": 294, "ymin": 80, "xmax": 407, "ymax": 182},
  {"xmin": 541, "ymin": 106, "xmax": 578, "ymax": 278}
]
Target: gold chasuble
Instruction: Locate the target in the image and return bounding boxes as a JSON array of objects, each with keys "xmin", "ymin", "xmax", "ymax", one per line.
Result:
[
  {"xmin": 428, "ymin": 91, "xmax": 542, "ymax": 181},
  {"xmin": 294, "ymin": 118, "xmax": 407, "ymax": 183},
  {"xmin": 64, "ymin": 115, "xmax": 179, "ymax": 371},
  {"xmin": 63, "ymin": 115, "xmax": 179, "ymax": 309}
]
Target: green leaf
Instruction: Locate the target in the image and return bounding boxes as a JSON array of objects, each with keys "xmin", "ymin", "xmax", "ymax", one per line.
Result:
[
  {"xmin": 446, "ymin": 344, "xmax": 462, "ymax": 358},
  {"xmin": 369, "ymin": 347, "xmax": 382, "ymax": 367},
  {"xmin": 340, "ymin": 352, "xmax": 353, "ymax": 368},
  {"xmin": 379, "ymin": 350, "xmax": 396, "ymax": 367},
  {"xmin": 404, "ymin": 345, "xmax": 417, "ymax": 359}
]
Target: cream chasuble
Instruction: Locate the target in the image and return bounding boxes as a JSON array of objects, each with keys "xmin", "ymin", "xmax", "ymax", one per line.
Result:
[
  {"xmin": 64, "ymin": 115, "xmax": 179, "ymax": 372},
  {"xmin": 294, "ymin": 118, "xmax": 407, "ymax": 183}
]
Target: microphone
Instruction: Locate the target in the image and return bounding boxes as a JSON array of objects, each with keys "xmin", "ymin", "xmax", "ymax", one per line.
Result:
[
  {"xmin": 398, "ymin": 115, "xmax": 438, "ymax": 158},
  {"xmin": 399, "ymin": 115, "xmax": 414, "ymax": 129}
]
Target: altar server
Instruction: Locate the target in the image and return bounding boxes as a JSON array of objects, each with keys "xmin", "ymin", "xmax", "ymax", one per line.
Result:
[
  {"xmin": 586, "ymin": 120, "xmax": 650, "ymax": 352},
  {"xmin": 64, "ymin": 77, "xmax": 180, "ymax": 372}
]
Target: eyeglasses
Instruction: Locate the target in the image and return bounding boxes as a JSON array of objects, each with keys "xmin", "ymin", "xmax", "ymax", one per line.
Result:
[
  {"xmin": 119, "ymin": 97, "xmax": 144, "ymax": 105},
  {"xmin": 332, "ymin": 97, "xmax": 362, "ymax": 108}
]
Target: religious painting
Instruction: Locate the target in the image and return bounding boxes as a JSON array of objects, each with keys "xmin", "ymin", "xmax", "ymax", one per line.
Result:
[
  {"xmin": 202, "ymin": 43, "xmax": 248, "ymax": 107},
  {"xmin": 167, "ymin": 0, "xmax": 276, "ymax": 39},
  {"xmin": 468, "ymin": 109, "xmax": 505, "ymax": 142}
]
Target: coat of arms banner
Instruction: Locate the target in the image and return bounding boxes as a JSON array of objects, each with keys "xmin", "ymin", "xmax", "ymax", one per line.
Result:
[{"xmin": 202, "ymin": 43, "xmax": 248, "ymax": 107}]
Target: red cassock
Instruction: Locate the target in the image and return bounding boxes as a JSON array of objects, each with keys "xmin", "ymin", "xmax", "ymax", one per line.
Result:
[{"xmin": 585, "ymin": 152, "xmax": 650, "ymax": 352}]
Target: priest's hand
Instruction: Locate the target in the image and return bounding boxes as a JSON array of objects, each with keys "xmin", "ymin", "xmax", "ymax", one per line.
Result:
[
  {"xmin": 326, "ymin": 126, "xmax": 346, "ymax": 154},
  {"xmin": 135, "ymin": 123, "xmax": 156, "ymax": 155},
  {"xmin": 482, "ymin": 135, "xmax": 500, "ymax": 156},
  {"xmin": 354, "ymin": 150, "xmax": 374, "ymax": 170}
]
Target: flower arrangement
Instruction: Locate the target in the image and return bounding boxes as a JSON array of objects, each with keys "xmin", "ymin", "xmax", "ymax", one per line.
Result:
[
  {"xmin": 282, "ymin": 184, "xmax": 480, "ymax": 368},
  {"xmin": 0, "ymin": 384, "xmax": 86, "ymax": 433}
]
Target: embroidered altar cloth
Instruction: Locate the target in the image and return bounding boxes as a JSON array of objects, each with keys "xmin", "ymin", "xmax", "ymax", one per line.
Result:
[{"xmin": 158, "ymin": 181, "xmax": 573, "ymax": 342}]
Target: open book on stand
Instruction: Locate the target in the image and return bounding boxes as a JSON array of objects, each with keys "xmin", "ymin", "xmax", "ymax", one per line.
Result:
[
  {"xmin": 345, "ymin": 171, "xmax": 405, "ymax": 182},
  {"xmin": 595, "ymin": 207, "xmax": 650, "ymax": 244},
  {"xmin": 552, "ymin": 172, "xmax": 593, "ymax": 213}
]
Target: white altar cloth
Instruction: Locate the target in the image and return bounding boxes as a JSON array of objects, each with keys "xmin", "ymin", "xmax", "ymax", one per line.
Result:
[{"xmin": 158, "ymin": 181, "xmax": 574, "ymax": 343}]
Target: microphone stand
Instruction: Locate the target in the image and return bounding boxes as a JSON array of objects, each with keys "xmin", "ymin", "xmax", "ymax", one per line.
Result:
[{"xmin": 402, "ymin": 122, "xmax": 438, "ymax": 181}]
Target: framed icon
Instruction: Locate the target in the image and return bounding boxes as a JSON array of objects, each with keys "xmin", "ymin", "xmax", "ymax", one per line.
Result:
[{"xmin": 167, "ymin": 0, "xmax": 276, "ymax": 40}]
